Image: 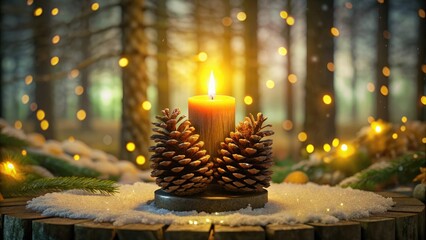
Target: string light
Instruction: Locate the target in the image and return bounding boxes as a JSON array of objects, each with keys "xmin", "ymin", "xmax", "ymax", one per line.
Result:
[
  {"xmin": 338, "ymin": 143, "xmax": 355, "ymax": 158},
  {"xmin": 278, "ymin": 47, "xmax": 287, "ymax": 56},
  {"xmin": 2, "ymin": 161, "xmax": 17, "ymax": 177},
  {"xmin": 400, "ymin": 125, "xmax": 406, "ymax": 132},
  {"xmin": 126, "ymin": 142, "xmax": 136, "ymax": 152},
  {"xmin": 244, "ymin": 96, "xmax": 253, "ymax": 105},
  {"xmin": 345, "ymin": 2, "xmax": 353, "ymax": 9},
  {"xmin": 401, "ymin": 116, "xmax": 407, "ymax": 123},
  {"xmin": 298, "ymin": 132, "xmax": 307, "ymax": 142},
  {"xmin": 422, "ymin": 137, "xmax": 426, "ymax": 144},
  {"xmin": 14, "ymin": 120, "xmax": 23, "ymax": 129},
  {"xmin": 323, "ymin": 143, "xmax": 331, "ymax": 152},
  {"xmin": 21, "ymin": 95, "xmax": 30, "ymax": 104},
  {"xmin": 367, "ymin": 116, "xmax": 375, "ymax": 124},
  {"xmin": 332, "ymin": 138, "xmax": 339, "ymax": 147},
  {"xmin": 50, "ymin": 56, "xmax": 60, "ymax": 66},
  {"xmin": 91, "ymin": 2, "xmax": 100, "ymax": 11},
  {"xmin": 222, "ymin": 17, "xmax": 233, "ymax": 27},
  {"xmin": 380, "ymin": 85, "xmax": 389, "ymax": 96},
  {"xmin": 30, "ymin": 103, "xmax": 38, "ymax": 111},
  {"xmin": 419, "ymin": 8, "xmax": 425, "ymax": 18},
  {"xmin": 330, "ymin": 27, "xmax": 340, "ymax": 37},
  {"xmin": 76, "ymin": 109, "xmax": 87, "ymax": 121},
  {"xmin": 34, "ymin": 7, "xmax": 43, "ymax": 16},
  {"xmin": 288, "ymin": 74, "xmax": 297, "ymax": 84},
  {"xmin": 36, "ymin": 109, "xmax": 45, "ymax": 121},
  {"xmin": 377, "ymin": 0, "xmax": 384, "ymax": 4},
  {"xmin": 142, "ymin": 101, "xmax": 152, "ymax": 110},
  {"xmin": 51, "ymin": 8, "xmax": 59, "ymax": 16},
  {"xmin": 286, "ymin": 16, "xmax": 295, "ymax": 26},
  {"xmin": 75, "ymin": 86, "xmax": 84, "ymax": 96},
  {"xmin": 420, "ymin": 96, "xmax": 426, "ymax": 105},
  {"xmin": 265, "ymin": 80, "xmax": 275, "ymax": 89},
  {"xmin": 118, "ymin": 57, "xmax": 129, "ymax": 67},
  {"xmin": 136, "ymin": 155, "xmax": 146, "ymax": 165},
  {"xmin": 367, "ymin": 82, "xmax": 375, "ymax": 92},
  {"xmin": 282, "ymin": 120, "xmax": 293, "ymax": 131},
  {"xmin": 21, "ymin": 149, "xmax": 27, "ymax": 156},
  {"xmin": 392, "ymin": 133, "xmax": 398, "ymax": 139},
  {"xmin": 280, "ymin": 11, "xmax": 288, "ymax": 19},
  {"xmin": 73, "ymin": 154, "xmax": 80, "ymax": 161},
  {"xmin": 40, "ymin": 120, "xmax": 49, "ymax": 130},
  {"xmin": 27, "ymin": 0, "xmax": 33, "ymax": 6},
  {"xmin": 322, "ymin": 94, "xmax": 332, "ymax": 105},
  {"xmin": 236, "ymin": 12, "xmax": 246, "ymax": 21},
  {"xmin": 197, "ymin": 52, "xmax": 208, "ymax": 62},
  {"xmin": 69, "ymin": 69, "xmax": 80, "ymax": 79},
  {"xmin": 326, "ymin": 62, "xmax": 335, "ymax": 72},
  {"xmin": 306, "ymin": 144, "xmax": 314, "ymax": 153},
  {"xmin": 25, "ymin": 75, "xmax": 33, "ymax": 85},
  {"xmin": 382, "ymin": 66, "xmax": 390, "ymax": 77},
  {"xmin": 52, "ymin": 35, "xmax": 60, "ymax": 44}
]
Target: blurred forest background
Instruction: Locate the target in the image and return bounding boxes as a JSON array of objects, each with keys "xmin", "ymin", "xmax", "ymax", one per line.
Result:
[{"xmin": 1, "ymin": 0, "xmax": 425, "ymax": 167}]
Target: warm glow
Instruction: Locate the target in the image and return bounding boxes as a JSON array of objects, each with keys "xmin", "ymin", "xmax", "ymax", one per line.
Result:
[
  {"xmin": 51, "ymin": 8, "xmax": 59, "ymax": 16},
  {"xmin": 118, "ymin": 57, "xmax": 129, "ymax": 67},
  {"xmin": 52, "ymin": 35, "xmax": 60, "ymax": 44},
  {"xmin": 126, "ymin": 142, "xmax": 136, "ymax": 152},
  {"xmin": 266, "ymin": 80, "xmax": 275, "ymax": 89},
  {"xmin": 282, "ymin": 120, "xmax": 293, "ymax": 131},
  {"xmin": 367, "ymin": 82, "xmax": 375, "ymax": 92},
  {"xmin": 36, "ymin": 109, "xmax": 45, "ymax": 121},
  {"xmin": 76, "ymin": 109, "xmax": 87, "ymax": 121},
  {"xmin": 400, "ymin": 125, "xmax": 406, "ymax": 132},
  {"xmin": 298, "ymin": 132, "xmax": 307, "ymax": 142},
  {"xmin": 380, "ymin": 85, "xmax": 389, "ymax": 96},
  {"xmin": 2, "ymin": 161, "xmax": 17, "ymax": 177},
  {"xmin": 136, "ymin": 155, "xmax": 146, "ymax": 165},
  {"xmin": 50, "ymin": 56, "xmax": 59, "ymax": 66},
  {"xmin": 327, "ymin": 62, "xmax": 335, "ymax": 72},
  {"xmin": 401, "ymin": 116, "xmax": 407, "ymax": 123},
  {"xmin": 69, "ymin": 136, "xmax": 76, "ymax": 142},
  {"xmin": 30, "ymin": 103, "xmax": 38, "ymax": 112},
  {"xmin": 422, "ymin": 137, "xmax": 426, "ymax": 144},
  {"xmin": 25, "ymin": 75, "xmax": 33, "ymax": 85},
  {"xmin": 91, "ymin": 2, "xmax": 100, "ymax": 11},
  {"xmin": 306, "ymin": 144, "xmax": 314, "ymax": 153},
  {"xmin": 338, "ymin": 144, "xmax": 356, "ymax": 158},
  {"xmin": 331, "ymin": 27, "xmax": 340, "ymax": 37},
  {"xmin": 208, "ymin": 71, "xmax": 216, "ymax": 99},
  {"xmin": 323, "ymin": 143, "xmax": 331, "ymax": 152},
  {"xmin": 421, "ymin": 96, "xmax": 426, "ymax": 105},
  {"xmin": 280, "ymin": 11, "xmax": 288, "ymax": 19},
  {"xmin": 422, "ymin": 64, "xmax": 426, "ymax": 73},
  {"xmin": 322, "ymin": 94, "xmax": 332, "ymax": 105},
  {"xmin": 237, "ymin": 12, "xmax": 247, "ymax": 21},
  {"xmin": 345, "ymin": 2, "xmax": 353, "ymax": 9},
  {"xmin": 27, "ymin": 0, "xmax": 33, "ymax": 6},
  {"xmin": 419, "ymin": 9, "xmax": 426, "ymax": 18},
  {"xmin": 21, "ymin": 95, "xmax": 30, "ymax": 104},
  {"xmin": 14, "ymin": 120, "xmax": 22, "ymax": 129},
  {"xmin": 392, "ymin": 133, "xmax": 398, "ymax": 139},
  {"xmin": 377, "ymin": 0, "xmax": 384, "ymax": 3},
  {"xmin": 69, "ymin": 69, "xmax": 80, "ymax": 79},
  {"xmin": 288, "ymin": 74, "xmax": 298, "ymax": 84},
  {"xmin": 382, "ymin": 66, "xmax": 390, "ymax": 77},
  {"xmin": 367, "ymin": 116, "xmax": 375, "ymax": 124},
  {"xmin": 332, "ymin": 138, "xmax": 340, "ymax": 147},
  {"xmin": 371, "ymin": 121, "xmax": 384, "ymax": 134},
  {"xmin": 278, "ymin": 47, "xmax": 287, "ymax": 56},
  {"xmin": 142, "ymin": 100, "xmax": 152, "ymax": 110},
  {"xmin": 34, "ymin": 7, "xmax": 43, "ymax": 16},
  {"xmin": 73, "ymin": 154, "xmax": 80, "ymax": 161},
  {"xmin": 75, "ymin": 86, "xmax": 84, "ymax": 96},
  {"xmin": 286, "ymin": 16, "xmax": 295, "ymax": 26},
  {"xmin": 40, "ymin": 120, "xmax": 49, "ymax": 130},
  {"xmin": 222, "ymin": 17, "xmax": 233, "ymax": 26},
  {"xmin": 21, "ymin": 149, "xmax": 27, "ymax": 156},
  {"xmin": 244, "ymin": 96, "xmax": 253, "ymax": 105},
  {"xmin": 341, "ymin": 144, "xmax": 348, "ymax": 151},
  {"xmin": 374, "ymin": 125, "xmax": 382, "ymax": 133},
  {"xmin": 197, "ymin": 52, "xmax": 208, "ymax": 62}
]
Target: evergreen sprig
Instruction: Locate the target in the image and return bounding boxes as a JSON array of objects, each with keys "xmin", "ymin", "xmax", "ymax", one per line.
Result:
[
  {"xmin": 0, "ymin": 133, "xmax": 28, "ymax": 149},
  {"xmin": 342, "ymin": 152, "xmax": 426, "ymax": 190},
  {"xmin": 4, "ymin": 177, "xmax": 118, "ymax": 197}
]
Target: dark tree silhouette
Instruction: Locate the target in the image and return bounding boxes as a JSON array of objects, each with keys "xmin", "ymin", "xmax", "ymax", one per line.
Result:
[
  {"xmin": 285, "ymin": 0, "xmax": 294, "ymax": 128},
  {"xmin": 156, "ymin": 0, "xmax": 170, "ymax": 111}
]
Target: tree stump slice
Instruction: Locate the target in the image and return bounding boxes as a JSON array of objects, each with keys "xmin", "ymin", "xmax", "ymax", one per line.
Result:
[
  {"xmin": 214, "ymin": 225, "xmax": 265, "ymax": 240},
  {"xmin": 116, "ymin": 223, "xmax": 165, "ymax": 240},
  {"xmin": 32, "ymin": 218, "xmax": 89, "ymax": 240},
  {"xmin": 266, "ymin": 224, "xmax": 314, "ymax": 240},
  {"xmin": 373, "ymin": 212, "xmax": 419, "ymax": 240},
  {"xmin": 74, "ymin": 222, "xmax": 117, "ymax": 240},
  {"xmin": 164, "ymin": 223, "xmax": 211, "ymax": 240},
  {"xmin": 308, "ymin": 221, "xmax": 361, "ymax": 240},
  {"xmin": 354, "ymin": 216, "xmax": 395, "ymax": 240},
  {"xmin": 389, "ymin": 204, "xmax": 425, "ymax": 240},
  {"xmin": 3, "ymin": 212, "xmax": 49, "ymax": 240}
]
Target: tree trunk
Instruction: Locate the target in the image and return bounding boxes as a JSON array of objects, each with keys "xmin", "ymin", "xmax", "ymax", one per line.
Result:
[
  {"xmin": 33, "ymin": 0, "xmax": 55, "ymax": 139},
  {"xmin": 304, "ymin": 0, "xmax": 336, "ymax": 147},
  {"xmin": 120, "ymin": 0, "xmax": 150, "ymax": 167},
  {"xmin": 195, "ymin": 0, "xmax": 203, "ymax": 95},
  {"xmin": 285, "ymin": 0, "xmax": 294, "ymax": 129},
  {"xmin": 416, "ymin": 0, "xmax": 426, "ymax": 121},
  {"xmin": 375, "ymin": 0, "xmax": 390, "ymax": 121},
  {"xmin": 349, "ymin": 1, "xmax": 358, "ymax": 120},
  {"xmin": 244, "ymin": 0, "xmax": 260, "ymax": 115},
  {"xmin": 156, "ymin": 0, "xmax": 170, "ymax": 111},
  {"xmin": 79, "ymin": 0, "xmax": 92, "ymax": 130},
  {"xmin": 222, "ymin": 0, "xmax": 233, "ymax": 96}
]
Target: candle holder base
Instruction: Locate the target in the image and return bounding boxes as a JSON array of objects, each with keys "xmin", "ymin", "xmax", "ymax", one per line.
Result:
[{"xmin": 154, "ymin": 185, "xmax": 268, "ymax": 213}]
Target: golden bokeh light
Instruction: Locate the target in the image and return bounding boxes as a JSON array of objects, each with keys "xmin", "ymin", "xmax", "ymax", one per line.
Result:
[
  {"xmin": 332, "ymin": 138, "xmax": 340, "ymax": 147},
  {"xmin": 392, "ymin": 133, "xmax": 398, "ymax": 139},
  {"xmin": 21, "ymin": 94, "xmax": 30, "ymax": 104},
  {"xmin": 2, "ymin": 161, "xmax": 17, "ymax": 177},
  {"xmin": 34, "ymin": 7, "xmax": 43, "ymax": 16},
  {"xmin": 345, "ymin": 2, "xmax": 353, "ymax": 9},
  {"xmin": 400, "ymin": 125, "xmax": 406, "ymax": 132},
  {"xmin": 278, "ymin": 47, "xmax": 287, "ymax": 56},
  {"xmin": 50, "ymin": 56, "xmax": 60, "ymax": 66},
  {"xmin": 323, "ymin": 143, "xmax": 331, "ymax": 152},
  {"xmin": 244, "ymin": 95, "xmax": 253, "ymax": 105},
  {"xmin": 237, "ymin": 12, "xmax": 247, "ymax": 21},
  {"xmin": 288, "ymin": 74, "xmax": 298, "ymax": 84},
  {"xmin": 136, "ymin": 155, "xmax": 146, "ymax": 165},
  {"xmin": 422, "ymin": 64, "xmax": 426, "ymax": 73},
  {"xmin": 306, "ymin": 144, "xmax": 314, "ymax": 154},
  {"xmin": 36, "ymin": 109, "xmax": 45, "ymax": 121},
  {"xmin": 27, "ymin": 0, "xmax": 33, "ymax": 6},
  {"xmin": 14, "ymin": 120, "xmax": 23, "ymax": 129},
  {"xmin": 74, "ymin": 154, "xmax": 80, "ymax": 161},
  {"xmin": 75, "ymin": 86, "xmax": 84, "ymax": 96},
  {"xmin": 282, "ymin": 120, "xmax": 293, "ymax": 131},
  {"xmin": 126, "ymin": 142, "xmax": 136, "ymax": 152},
  {"xmin": 367, "ymin": 82, "xmax": 375, "ymax": 92},
  {"xmin": 327, "ymin": 62, "xmax": 335, "ymax": 72},
  {"xmin": 377, "ymin": 0, "xmax": 384, "ymax": 4},
  {"xmin": 91, "ymin": 2, "xmax": 100, "ymax": 11},
  {"xmin": 286, "ymin": 16, "xmax": 295, "ymax": 26},
  {"xmin": 222, "ymin": 17, "xmax": 233, "ymax": 27},
  {"xmin": 298, "ymin": 132, "xmax": 307, "ymax": 142},
  {"xmin": 421, "ymin": 96, "xmax": 426, "ymax": 105},
  {"xmin": 419, "ymin": 8, "xmax": 426, "ymax": 18},
  {"xmin": 40, "ymin": 120, "xmax": 49, "ymax": 131},
  {"xmin": 422, "ymin": 137, "xmax": 426, "ymax": 144},
  {"xmin": 142, "ymin": 100, "xmax": 152, "ymax": 110},
  {"xmin": 401, "ymin": 116, "xmax": 407, "ymax": 123},
  {"xmin": 322, "ymin": 94, "xmax": 332, "ymax": 105},
  {"xmin": 280, "ymin": 11, "xmax": 288, "ymax": 19},
  {"xmin": 197, "ymin": 52, "xmax": 208, "ymax": 62},
  {"xmin": 367, "ymin": 116, "xmax": 375, "ymax": 124},
  {"xmin": 51, "ymin": 8, "xmax": 59, "ymax": 16},
  {"xmin": 69, "ymin": 69, "xmax": 80, "ymax": 79},
  {"xmin": 25, "ymin": 75, "xmax": 33, "ymax": 85},
  {"xmin": 118, "ymin": 57, "xmax": 129, "ymax": 67},
  {"xmin": 21, "ymin": 149, "xmax": 27, "ymax": 156},
  {"xmin": 266, "ymin": 80, "xmax": 275, "ymax": 89},
  {"xmin": 30, "ymin": 103, "xmax": 38, "ymax": 112},
  {"xmin": 330, "ymin": 27, "xmax": 340, "ymax": 37},
  {"xmin": 382, "ymin": 66, "xmax": 390, "ymax": 77},
  {"xmin": 380, "ymin": 85, "xmax": 389, "ymax": 96},
  {"xmin": 52, "ymin": 35, "xmax": 60, "ymax": 44},
  {"xmin": 76, "ymin": 109, "xmax": 87, "ymax": 121}
]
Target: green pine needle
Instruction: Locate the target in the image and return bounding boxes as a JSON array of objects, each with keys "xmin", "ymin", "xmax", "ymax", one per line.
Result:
[
  {"xmin": 5, "ymin": 177, "xmax": 118, "ymax": 197},
  {"xmin": 0, "ymin": 133, "xmax": 28, "ymax": 149}
]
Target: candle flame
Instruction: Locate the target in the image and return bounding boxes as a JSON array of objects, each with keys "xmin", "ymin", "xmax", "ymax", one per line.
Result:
[{"xmin": 208, "ymin": 71, "xmax": 216, "ymax": 99}]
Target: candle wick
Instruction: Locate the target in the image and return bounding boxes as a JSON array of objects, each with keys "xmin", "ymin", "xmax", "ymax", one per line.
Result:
[{"xmin": 210, "ymin": 95, "xmax": 214, "ymax": 100}]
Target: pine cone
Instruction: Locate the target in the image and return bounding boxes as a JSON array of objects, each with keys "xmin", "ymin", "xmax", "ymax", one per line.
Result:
[
  {"xmin": 215, "ymin": 113, "xmax": 274, "ymax": 192},
  {"xmin": 150, "ymin": 108, "xmax": 213, "ymax": 196}
]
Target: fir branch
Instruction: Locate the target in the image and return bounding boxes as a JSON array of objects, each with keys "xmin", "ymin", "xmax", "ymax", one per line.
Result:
[
  {"xmin": 4, "ymin": 177, "xmax": 118, "ymax": 197},
  {"xmin": 0, "ymin": 133, "xmax": 28, "ymax": 149},
  {"xmin": 343, "ymin": 152, "xmax": 426, "ymax": 190}
]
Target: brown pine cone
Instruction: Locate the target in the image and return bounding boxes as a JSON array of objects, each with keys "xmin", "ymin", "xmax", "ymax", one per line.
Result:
[
  {"xmin": 150, "ymin": 108, "xmax": 213, "ymax": 195},
  {"xmin": 215, "ymin": 113, "xmax": 274, "ymax": 192}
]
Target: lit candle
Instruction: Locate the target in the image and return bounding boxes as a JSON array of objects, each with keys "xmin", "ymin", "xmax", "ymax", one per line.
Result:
[{"xmin": 188, "ymin": 72, "xmax": 235, "ymax": 159}]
